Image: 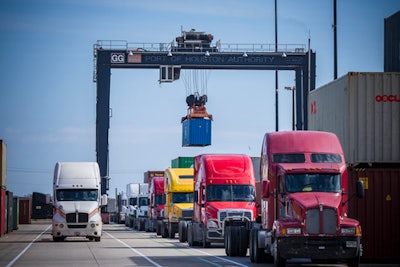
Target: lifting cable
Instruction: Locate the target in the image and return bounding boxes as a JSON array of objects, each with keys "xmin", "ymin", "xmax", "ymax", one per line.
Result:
[{"xmin": 181, "ymin": 69, "xmax": 213, "ymax": 122}]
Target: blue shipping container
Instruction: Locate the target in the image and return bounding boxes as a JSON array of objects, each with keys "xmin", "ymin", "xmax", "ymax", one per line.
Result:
[{"xmin": 182, "ymin": 119, "xmax": 211, "ymax": 147}]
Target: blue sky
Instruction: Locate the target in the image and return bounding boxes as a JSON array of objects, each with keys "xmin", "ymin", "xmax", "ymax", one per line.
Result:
[{"xmin": 1, "ymin": 0, "xmax": 399, "ymax": 198}]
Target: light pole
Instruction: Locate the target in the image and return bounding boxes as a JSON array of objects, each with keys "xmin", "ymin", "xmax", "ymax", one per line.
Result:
[{"xmin": 284, "ymin": 86, "xmax": 295, "ymax": 130}]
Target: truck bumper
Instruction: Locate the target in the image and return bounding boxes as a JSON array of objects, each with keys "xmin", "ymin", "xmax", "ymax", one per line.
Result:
[
  {"xmin": 52, "ymin": 222, "xmax": 102, "ymax": 238},
  {"xmin": 277, "ymin": 236, "xmax": 361, "ymax": 260}
]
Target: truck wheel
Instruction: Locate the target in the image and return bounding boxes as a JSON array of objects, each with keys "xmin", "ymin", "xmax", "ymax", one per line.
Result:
[
  {"xmin": 178, "ymin": 221, "xmax": 187, "ymax": 242},
  {"xmin": 156, "ymin": 221, "xmax": 162, "ymax": 235},
  {"xmin": 139, "ymin": 219, "xmax": 145, "ymax": 231},
  {"xmin": 168, "ymin": 223, "xmax": 175, "ymax": 238},
  {"xmin": 53, "ymin": 236, "xmax": 64, "ymax": 242},
  {"xmin": 161, "ymin": 222, "xmax": 168, "ymax": 238},
  {"xmin": 94, "ymin": 237, "xmax": 101, "ymax": 242},
  {"xmin": 187, "ymin": 223, "xmax": 194, "ymax": 246},
  {"xmin": 250, "ymin": 228, "xmax": 269, "ymax": 263},
  {"xmin": 273, "ymin": 240, "xmax": 286, "ymax": 267},
  {"xmin": 202, "ymin": 229, "xmax": 211, "ymax": 248},
  {"xmin": 347, "ymin": 255, "xmax": 360, "ymax": 267},
  {"xmin": 238, "ymin": 226, "xmax": 249, "ymax": 257},
  {"xmin": 225, "ymin": 226, "xmax": 239, "ymax": 256}
]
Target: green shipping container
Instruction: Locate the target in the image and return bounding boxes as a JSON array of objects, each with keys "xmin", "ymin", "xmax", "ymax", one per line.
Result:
[{"xmin": 171, "ymin": 157, "xmax": 194, "ymax": 168}]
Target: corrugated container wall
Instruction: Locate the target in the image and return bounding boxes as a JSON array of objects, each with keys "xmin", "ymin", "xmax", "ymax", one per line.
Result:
[
  {"xmin": 384, "ymin": 11, "xmax": 400, "ymax": 72},
  {"xmin": 308, "ymin": 72, "xmax": 400, "ymax": 165},
  {"xmin": 143, "ymin": 171, "xmax": 164, "ymax": 183},
  {"xmin": 171, "ymin": 157, "xmax": 194, "ymax": 168},
  {"xmin": 182, "ymin": 119, "xmax": 211, "ymax": 147},
  {"xmin": 1, "ymin": 140, "xmax": 5, "ymax": 188},
  {"xmin": 348, "ymin": 167, "xmax": 400, "ymax": 261}
]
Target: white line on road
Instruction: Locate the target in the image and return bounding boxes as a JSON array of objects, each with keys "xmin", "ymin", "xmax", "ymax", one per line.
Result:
[
  {"xmin": 104, "ymin": 231, "xmax": 163, "ymax": 267},
  {"xmin": 174, "ymin": 242, "xmax": 250, "ymax": 267},
  {"xmin": 6, "ymin": 224, "xmax": 52, "ymax": 267}
]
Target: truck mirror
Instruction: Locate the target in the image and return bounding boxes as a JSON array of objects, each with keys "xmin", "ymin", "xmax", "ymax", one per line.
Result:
[
  {"xmin": 194, "ymin": 191, "xmax": 198, "ymax": 202},
  {"xmin": 356, "ymin": 180, "xmax": 364, "ymax": 199},
  {"xmin": 262, "ymin": 180, "xmax": 270, "ymax": 199},
  {"xmin": 101, "ymin": 194, "xmax": 108, "ymax": 206},
  {"xmin": 45, "ymin": 194, "xmax": 52, "ymax": 205},
  {"xmin": 162, "ymin": 194, "xmax": 166, "ymax": 204}
]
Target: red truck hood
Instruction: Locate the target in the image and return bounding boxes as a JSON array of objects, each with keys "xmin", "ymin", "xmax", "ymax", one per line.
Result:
[{"xmin": 289, "ymin": 192, "xmax": 341, "ymax": 210}]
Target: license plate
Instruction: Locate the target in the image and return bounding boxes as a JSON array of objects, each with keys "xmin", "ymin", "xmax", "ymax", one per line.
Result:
[{"xmin": 346, "ymin": 241, "xmax": 358, "ymax": 248}]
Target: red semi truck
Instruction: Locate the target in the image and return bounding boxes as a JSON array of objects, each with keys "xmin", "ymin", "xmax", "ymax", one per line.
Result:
[
  {"xmin": 186, "ymin": 154, "xmax": 257, "ymax": 256},
  {"xmin": 145, "ymin": 175, "xmax": 164, "ymax": 233},
  {"xmin": 249, "ymin": 131, "xmax": 364, "ymax": 267}
]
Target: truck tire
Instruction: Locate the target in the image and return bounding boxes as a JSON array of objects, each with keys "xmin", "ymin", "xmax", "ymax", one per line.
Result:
[
  {"xmin": 139, "ymin": 219, "xmax": 145, "ymax": 231},
  {"xmin": 156, "ymin": 221, "xmax": 162, "ymax": 235},
  {"xmin": 178, "ymin": 220, "xmax": 187, "ymax": 242},
  {"xmin": 95, "ymin": 237, "xmax": 101, "ymax": 242},
  {"xmin": 161, "ymin": 222, "xmax": 168, "ymax": 238},
  {"xmin": 250, "ymin": 228, "xmax": 269, "ymax": 263},
  {"xmin": 53, "ymin": 236, "xmax": 65, "ymax": 242},
  {"xmin": 273, "ymin": 240, "xmax": 286, "ymax": 267},
  {"xmin": 187, "ymin": 223, "xmax": 194, "ymax": 246},
  {"xmin": 347, "ymin": 255, "xmax": 360, "ymax": 267},
  {"xmin": 225, "ymin": 226, "xmax": 239, "ymax": 256},
  {"xmin": 168, "ymin": 223, "xmax": 175, "ymax": 238},
  {"xmin": 238, "ymin": 226, "xmax": 249, "ymax": 257},
  {"xmin": 202, "ymin": 228, "xmax": 211, "ymax": 248}
]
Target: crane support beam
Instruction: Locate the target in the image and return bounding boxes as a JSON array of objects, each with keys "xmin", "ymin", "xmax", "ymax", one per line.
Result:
[{"xmin": 94, "ymin": 48, "xmax": 316, "ymax": 195}]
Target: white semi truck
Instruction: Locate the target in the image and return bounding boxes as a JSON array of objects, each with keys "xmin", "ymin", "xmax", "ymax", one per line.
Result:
[
  {"xmin": 125, "ymin": 183, "xmax": 149, "ymax": 230},
  {"xmin": 52, "ymin": 162, "xmax": 107, "ymax": 242}
]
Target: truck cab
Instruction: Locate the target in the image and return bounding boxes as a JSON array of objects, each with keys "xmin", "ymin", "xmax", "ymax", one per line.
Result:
[
  {"xmin": 160, "ymin": 168, "xmax": 194, "ymax": 239},
  {"xmin": 52, "ymin": 162, "xmax": 107, "ymax": 242},
  {"xmin": 146, "ymin": 176, "xmax": 164, "ymax": 232},
  {"xmin": 250, "ymin": 131, "xmax": 364, "ymax": 267},
  {"xmin": 187, "ymin": 154, "xmax": 257, "ymax": 256}
]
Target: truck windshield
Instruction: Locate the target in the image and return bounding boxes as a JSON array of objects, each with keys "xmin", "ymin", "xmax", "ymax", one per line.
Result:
[
  {"xmin": 172, "ymin": 192, "xmax": 193, "ymax": 203},
  {"xmin": 285, "ymin": 173, "xmax": 341, "ymax": 193},
  {"xmin": 129, "ymin": 197, "xmax": 138, "ymax": 206},
  {"xmin": 56, "ymin": 189, "xmax": 98, "ymax": 201},
  {"xmin": 138, "ymin": 196, "xmax": 148, "ymax": 207},
  {"xmin": 154, "ymin": 194, "xmax": 163, "ymax": 205},
  {"xmin": 207, "ymin": 185, "xmax": 256, "ymax": 202}
]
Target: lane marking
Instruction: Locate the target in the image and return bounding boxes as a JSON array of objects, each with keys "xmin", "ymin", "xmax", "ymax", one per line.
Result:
[
  {"xmin": 174, "ymin": 242, "xmax": 250, "ymax": 267},
  {"xmin": 135, "ymin": 230, "xmax": 250, "ymax": 267},
  {"xmin": 104, "ymin": 231, "xmax": 162, "ymax": 267},
  {"xmin": 6, "ymin": 224, "xmax": 52, "ymax": 267},
  {"xmin": 106, "ymin": 226, "xmax": 249, "ymax": 267}
]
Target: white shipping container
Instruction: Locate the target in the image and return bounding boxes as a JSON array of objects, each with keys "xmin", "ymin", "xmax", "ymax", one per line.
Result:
[
  {"xmin": 126, "ymin": 183, "xmax": 140, "ymax": 197},
  {"xmin": 308, "ymin": 72, "xmax": 400, "ymax": 165},
  {"xmin": 139, "ymin": 183, "xmax": 148, "ymax": 194}
]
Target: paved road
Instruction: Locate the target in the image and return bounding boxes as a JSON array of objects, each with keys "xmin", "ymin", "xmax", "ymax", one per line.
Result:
[{"xmin": 0, "ymin": 220, "xmax": 398, "ymax": 267}]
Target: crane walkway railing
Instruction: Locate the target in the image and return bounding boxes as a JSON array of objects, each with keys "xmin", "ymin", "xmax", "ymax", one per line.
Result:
[{"xmin": 94, "ymin": 40, "xmax": 306, "ymax": 53}]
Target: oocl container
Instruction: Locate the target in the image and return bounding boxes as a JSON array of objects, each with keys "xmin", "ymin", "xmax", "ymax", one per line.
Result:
[
  {"xmin": 348, "ymin": 167, "xmax": 400, "ymax": 262},
  {"xmin": 308, "ymin": 72, "xmax": 400, "ymax": 165}
]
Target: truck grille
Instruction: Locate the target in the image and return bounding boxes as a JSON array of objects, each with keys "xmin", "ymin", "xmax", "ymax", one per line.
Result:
[
  {"xmin": 306, "ymin": 208, "xmax": 336, "ymax": 234},
  {"xmin": 181, "ymin": 209, "xmax": 193, "ymax": 219},
  {"xmin": 219, "ymin": 210, "xmax": 252, "ymax": 222},
  {"xmin": 66, "ymin": 213, "xmax": 89, "ymax": 223}
]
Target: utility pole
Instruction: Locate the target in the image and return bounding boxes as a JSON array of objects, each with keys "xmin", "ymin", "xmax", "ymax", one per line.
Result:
[
  {"xmin": 333, "ymin": 0, "xmax": 337, "ymax": 79},
  {"xmin": 275, "ymin": 0, "xmax": 279, "ymax": 132}
]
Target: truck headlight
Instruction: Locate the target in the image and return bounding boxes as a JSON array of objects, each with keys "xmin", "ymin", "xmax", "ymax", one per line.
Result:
[
  {"xmin": 207, "ymin": 220, "xmax": 218, "ymax": 229},
  {"xmin": 285, "ymin": 228, "xmax": 301, "ymax": 235},
  {"xmin": 341, "ymin": 227, "xmax": 356, "ymax": 235}
]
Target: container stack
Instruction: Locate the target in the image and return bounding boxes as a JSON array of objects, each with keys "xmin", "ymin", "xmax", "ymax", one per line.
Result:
[
  {"xmin": 0, "ymin": 140, "xmax": 6, "ymax": 236},
  {"xmin": 308, "ymin": 72, "xmax": 400, "ymax": 262}
]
